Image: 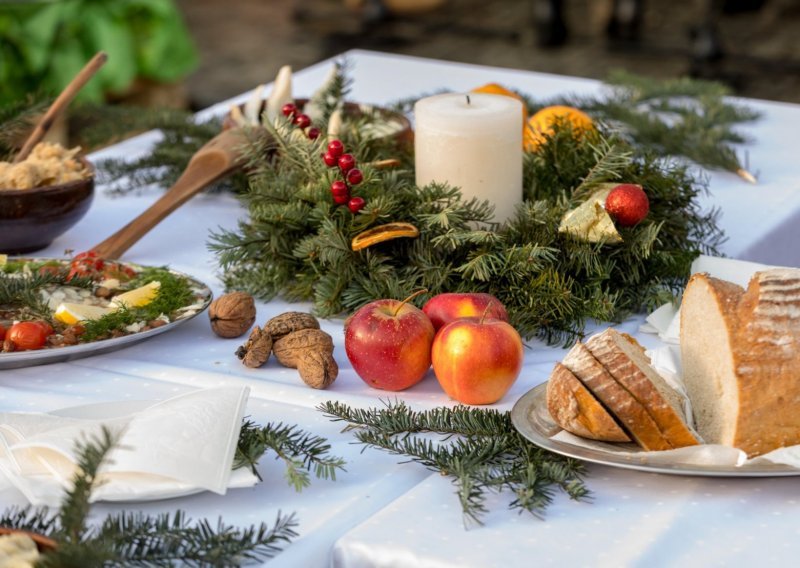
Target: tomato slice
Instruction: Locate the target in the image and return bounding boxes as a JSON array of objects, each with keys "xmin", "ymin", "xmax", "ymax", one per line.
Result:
[{"xmin": 7, "ymin": 321, "xmax": 48, "ymax": 351}]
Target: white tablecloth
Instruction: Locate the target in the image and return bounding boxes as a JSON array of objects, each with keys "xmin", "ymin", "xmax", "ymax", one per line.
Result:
[{"xmin": 3, "ymin": 50, "xmax": 800, "ymax": 567}]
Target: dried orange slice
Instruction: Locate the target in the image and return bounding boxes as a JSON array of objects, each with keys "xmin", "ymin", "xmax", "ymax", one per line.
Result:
[{"xmin": 351, "ymin": 222, "xmax": 420, "ymax": 251}]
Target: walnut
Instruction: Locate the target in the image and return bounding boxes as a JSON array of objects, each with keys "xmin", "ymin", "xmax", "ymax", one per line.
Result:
[
  {"xmin": 272, "ymin": 328, "xmax": 338, "ymax": 389},
  {"xmin": 209, "ymin": 291, "xmax": 256, "ymax": 338},
  {"xmin": 236, "ymin": 325, "xmax": 273, "ymax": 368},
  {"xmin": 266, "ymin": 311, "xmax": 319, "ymax": 340}
]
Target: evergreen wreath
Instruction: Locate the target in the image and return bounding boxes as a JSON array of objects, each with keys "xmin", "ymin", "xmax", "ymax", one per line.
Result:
[{"xmin": 210, "ymin": 97, "xmax": 726, "ymax": 344}]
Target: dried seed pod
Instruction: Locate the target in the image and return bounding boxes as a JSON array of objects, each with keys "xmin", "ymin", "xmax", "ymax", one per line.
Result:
[
  {"xmin": 236, "ymin": 325, "xmax": 273, "ymax": 368},
  {"xmin": 272, "ymin": 328, "xmax": 337, "ymax": 389},
  {"xmin": 209, "ymin": 291, "xmax": 256, "ymax": 338},
  {"xmin": 266, "ymin": 311, "xmax": 319, "ymax": 340}
]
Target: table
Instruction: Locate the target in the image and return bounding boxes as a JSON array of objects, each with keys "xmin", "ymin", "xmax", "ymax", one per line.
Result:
[{"xmin": 3, "ymin": 50, "xmax": 800, "ymax": 567}]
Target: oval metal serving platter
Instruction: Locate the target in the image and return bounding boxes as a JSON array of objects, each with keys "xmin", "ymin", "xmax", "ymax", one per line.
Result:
[
  {"xmin": 0, "ymin": 258, "xmax": 212, "ymax": 370},
  {"xmin": 511, "ymin": 382, "xmax": 800, "ymax": 477}
]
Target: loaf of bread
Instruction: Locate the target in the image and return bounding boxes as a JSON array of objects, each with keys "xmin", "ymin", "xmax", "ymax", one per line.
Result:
[
  {"xmin": 681, "ymin": 269, "xmax": 800, "ymax": 457},
  {"xmin": 546, "ymin": 362, "xmax": 631, "ymax": 442}
]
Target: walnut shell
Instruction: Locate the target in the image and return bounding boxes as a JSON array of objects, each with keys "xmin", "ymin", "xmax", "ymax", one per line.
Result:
[
  {"xmin": 273, "ymin": 328, "xmax": 337, "ymax": 389},
  {"xmin": 209, "ymin": 291, "xmax": 256, "ymax": 338},
  {"xmin": 235, "ymin": 325, "xmax": 273, "ymax": 368},
  {"xmin": 266, "ymin": 311, "xmax": 319, "ymax": 340}
]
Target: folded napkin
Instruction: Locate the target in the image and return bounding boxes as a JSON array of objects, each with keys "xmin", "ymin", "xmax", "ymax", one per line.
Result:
[
  {"xmin": 0, "ymin": 386, "xmax": 258, "ymax": 506},
  {"xmin": 640, "ymin": 255, "xmax": 777, "ymax": 343}
]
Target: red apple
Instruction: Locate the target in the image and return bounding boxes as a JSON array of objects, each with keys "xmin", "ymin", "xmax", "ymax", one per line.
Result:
[
  {"xmin": 431, "ymin": 316, "xmax": 523, "ymax": 405},
  {"xmin": 422, "ymin": 292, "xmax": 508, "ymax": 332},
  {"xmin": 345, "ymin": 293, "xmax": 435, "ymax": 391}
]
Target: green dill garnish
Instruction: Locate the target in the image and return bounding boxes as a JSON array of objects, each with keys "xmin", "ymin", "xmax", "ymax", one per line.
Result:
[{"xmin": 80, "ymin": 269, "xmax": 196, "ymax": 341}]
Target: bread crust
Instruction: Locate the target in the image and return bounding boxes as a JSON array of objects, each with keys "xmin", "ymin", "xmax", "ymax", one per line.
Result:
[
  {"xmin": 546, "ymin": 362, "xmax": 631, "ymax": 442},
  {"xmin": 562, "ymin": 342, "xmax": 673, "ymax": 451},
  {"xmin": 587, "ymin": 329, "xmax": 699, "ymax": 449},
  {"xmin": 681, "ymin": 269, "xmax": 800, "ymax": 457}
]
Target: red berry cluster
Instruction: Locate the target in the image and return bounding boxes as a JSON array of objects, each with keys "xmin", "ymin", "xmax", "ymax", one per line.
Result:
[
  {"xmin": 281, "ymin": 103, "xmax": 321, "ymax": 140},
  {"xmin": 323, "ymin": 140, "xmax": 365, "ymax": 213}
]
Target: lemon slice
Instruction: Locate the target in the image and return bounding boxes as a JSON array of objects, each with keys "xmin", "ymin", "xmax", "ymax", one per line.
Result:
[
  {"xmin": 54, "ymin": 303, "xmax": 115, "ymax": 326},
  {"xmin": 109, "ymin": 281, "xmax": 161, "ymax": 309}
]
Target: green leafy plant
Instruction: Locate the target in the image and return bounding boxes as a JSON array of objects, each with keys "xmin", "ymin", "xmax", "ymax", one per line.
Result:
[{"xmin": 0, "ymin": 0, "xmax": 198, "ymax": 105}]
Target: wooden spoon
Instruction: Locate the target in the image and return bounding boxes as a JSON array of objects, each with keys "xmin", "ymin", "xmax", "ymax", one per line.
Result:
[
  {"xmin": 91, "ymin": 128, "xmax": 249, "ymax": 259},
  {"xmin": 15, "ymin": 52, "xmax": 107, "ymax": 163}
]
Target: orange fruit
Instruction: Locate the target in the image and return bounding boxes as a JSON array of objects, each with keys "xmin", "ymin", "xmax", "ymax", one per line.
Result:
[
  {"xmin": 524, "ymin": 105, "xmax": 594, "ymax": 152},
  {"xmin": 471, "ymin": 83, "xmax": 528, "ymax": 128}
]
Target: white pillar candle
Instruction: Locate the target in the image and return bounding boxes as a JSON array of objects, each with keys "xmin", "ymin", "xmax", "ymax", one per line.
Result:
[{"xmin": 414, "ymin": 93, "xmax": 523, "ymax": 224}]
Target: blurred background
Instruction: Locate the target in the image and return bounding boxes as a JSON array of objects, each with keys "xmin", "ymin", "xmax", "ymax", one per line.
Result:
[
  {"xmin": 179, "ymin": 0, "xmax": 800, "ymax": 109},
  {"xmin": 2, "ymin": 0, "xmax": 799, "ymax": 112}
]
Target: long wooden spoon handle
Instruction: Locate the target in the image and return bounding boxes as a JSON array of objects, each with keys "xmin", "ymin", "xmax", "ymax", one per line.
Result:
[
  {"xmin": 15, "ymin": 52, "xmax": 108, "ymax": 163},
  {"xmin": 92, "ymin": 148, "xmax": 238, "ymax": 259}
]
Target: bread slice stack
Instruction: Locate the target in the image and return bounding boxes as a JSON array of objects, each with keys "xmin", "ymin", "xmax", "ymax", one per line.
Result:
[
  {"xmin": 547, "ymin": 329, "xmax": 699, "ymax": 450},
  {"xmin": 681, "ymin": 268, "xmax": 800, "ymax": 457}
]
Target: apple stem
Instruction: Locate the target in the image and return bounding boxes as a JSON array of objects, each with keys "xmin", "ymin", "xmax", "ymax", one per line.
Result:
[
  {"xmin": 393, "ymin": 289, "xmax": 428, "ymax": 317},
  {"xmin": 479, "ymin": 301, "xmax": 496, "ymax": 325}
]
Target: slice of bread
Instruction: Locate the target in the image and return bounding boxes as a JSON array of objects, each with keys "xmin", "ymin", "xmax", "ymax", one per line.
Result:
[
  {"xmin": 561, "ymin": 342, "xmax": 673, "ymax": 450},
  {"xmin": 546, "ymin": 362, "xmax": 631, "ymax": 442},
  {"xmin": 681, "ymin": 269, "xmax": 800, "ymax": 457},
  {"xmin": 586, "ymin": 329, "xmax": 699, "ymax": 449}
]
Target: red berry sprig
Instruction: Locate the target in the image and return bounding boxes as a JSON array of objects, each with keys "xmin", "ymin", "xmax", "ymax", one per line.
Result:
[
  {"xmin": 323, "ymin": 140, "xmax": 365, "ymax": 212},
  {"xmin": 281, "ymin": 102, "xmax": 318, "ymax": 140}
]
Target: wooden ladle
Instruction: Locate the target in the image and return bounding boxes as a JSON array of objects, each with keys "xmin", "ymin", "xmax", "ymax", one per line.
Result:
[{"xmin": 91, "ymin": 128, "xmax": 249, "ymax": 259}]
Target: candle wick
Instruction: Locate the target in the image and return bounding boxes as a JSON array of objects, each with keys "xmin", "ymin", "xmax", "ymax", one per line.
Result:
[{"xmin": 466, "ymin": 95, "xmax": 471, "ymax": 105}]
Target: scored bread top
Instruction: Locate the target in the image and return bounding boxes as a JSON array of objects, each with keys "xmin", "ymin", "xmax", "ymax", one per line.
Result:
[
  {"xmin": 546, "ymin": 362, "xmax": 631, "ymax": 442},
  {"xmin": 562, "ymin": 341, "xmax": 673, "ymax": 451},
  {"xmin": 587, "ymin": 329, "xmax": 699, "ymax": 449}
]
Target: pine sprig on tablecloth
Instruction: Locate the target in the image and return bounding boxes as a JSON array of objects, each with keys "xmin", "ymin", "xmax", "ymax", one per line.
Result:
[
  {"xmin": 320, "ymin": 400, "xmax": 589, "ymax": 525},
  {"xmin": 235, "ymin": 419, "xmax": 347, "ymax": 490},
  {"xmin": 538, "ymin": 70, "xmax": 761, "ymax": 176}
]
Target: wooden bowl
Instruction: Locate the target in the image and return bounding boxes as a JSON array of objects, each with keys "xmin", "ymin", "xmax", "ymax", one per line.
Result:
[
  {"xmin": 223, "ymin": 98, "xmax": 413, "ymax": 148},
  {"xmin": 0, "ymin": 159, "xmax": 94, "ymax": 254},
  {"xmin": 0, "ymin": 527, "xmax": 58, "ymax": 553}
]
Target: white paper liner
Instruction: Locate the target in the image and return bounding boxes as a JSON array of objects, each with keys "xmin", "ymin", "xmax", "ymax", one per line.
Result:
[
  {"xmin": 0, "ymin": 386, "xmax": 258, "ymax": 506},
  {"xmin": 550, "ymin": 338, "xmax": 800, "ymax": 468}
]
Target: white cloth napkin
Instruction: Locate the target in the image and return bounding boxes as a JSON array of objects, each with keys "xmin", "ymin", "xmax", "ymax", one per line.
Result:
[{"xmin": 0, "ymin": 386, "xmax": 258, "ymax": 506}]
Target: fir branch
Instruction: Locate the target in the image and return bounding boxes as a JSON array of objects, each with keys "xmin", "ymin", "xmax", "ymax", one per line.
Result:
[
  {"xmin": 97, "ymin": 510, "xmax": 298, "ymax": 566},
  {"xmin": 0, "ymin": 96, "xmax": 49, "ymax": 160},
  {"xmin": 320, "ymin": 400, "xmax": 589, "ymax": 525},
  {"xmin": 59, "ymin": 427, "xmax": 121, "ymax": 546},
  {"xmin": 234, "ymin": 419, "xmax": 346, "ymax": 490}
]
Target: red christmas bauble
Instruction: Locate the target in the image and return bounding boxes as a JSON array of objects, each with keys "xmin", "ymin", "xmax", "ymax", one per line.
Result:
[{"xmin": 605, "ymin": 184, "xmax": 650, "ymax": 227}]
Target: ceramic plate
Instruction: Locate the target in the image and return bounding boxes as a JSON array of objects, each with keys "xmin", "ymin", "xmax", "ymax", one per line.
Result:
[
  {"xmin": 0, "ymin": 260, "xmax": 212, "ymax": 370},
  {"xmin": 511, "ymin": 382, "xmax": 800, "ymax": 477}
]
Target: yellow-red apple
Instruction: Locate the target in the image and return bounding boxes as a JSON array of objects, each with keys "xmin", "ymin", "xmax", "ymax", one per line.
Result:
[
  {"xmin": 344, "ymin": 295, "xmax": 435, "ymax": 391},
  {"xmin": 422, "ymin": 292, "xmax": 508, "ymax": 332},
  {"xmin": 431, "ymin": 316, "xmax": 523, "ymax": 405}
]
